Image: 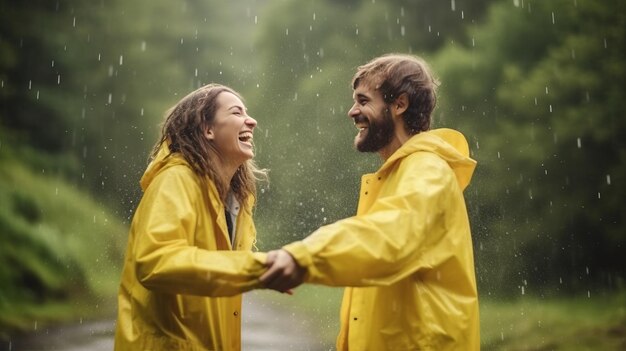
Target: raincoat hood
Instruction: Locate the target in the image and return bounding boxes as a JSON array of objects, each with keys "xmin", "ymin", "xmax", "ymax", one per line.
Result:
[
  {"xmin": 381, "ymin": 128, "xmax": 477, "ymax": 191},
  {"xmin": 139, "ymin": 143, "xmax": 187, "ymax": 191}
]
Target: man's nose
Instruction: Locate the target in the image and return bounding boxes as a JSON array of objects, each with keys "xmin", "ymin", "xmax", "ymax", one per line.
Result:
[{"xmin": 348, "ymin": 105, "xmax": 360, "ymax": 118}]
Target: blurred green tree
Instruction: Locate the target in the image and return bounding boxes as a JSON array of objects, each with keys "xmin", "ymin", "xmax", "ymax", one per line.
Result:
[{"xmin": 433, "ymin": 0, "xmax": 626, "ymax": 296}]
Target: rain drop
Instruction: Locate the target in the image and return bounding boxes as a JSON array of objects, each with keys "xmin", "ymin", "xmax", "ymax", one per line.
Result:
[
  {"xmin": 576, "ymin": 137, "xmax": 582, "ymax": 148},
  {"xmin": 119, "ymin": 55, "xmax": 123, "ymax": 65},
  {"xmin": 141, "ymin": 41, "xmax": 147, "ymax": 51},
  {"xmin": 606, "ymin": 174, "xmax": 611, "ymax": 185}
]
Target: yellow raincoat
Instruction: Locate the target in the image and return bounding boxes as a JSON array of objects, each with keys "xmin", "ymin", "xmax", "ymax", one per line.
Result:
[
  {"xmin": 114, "ymin": 145, "xmax": 266, "ymax": 351},
  {"xmin": 283, "ymin": 128, "xmax": 480, "ymax": 350}
]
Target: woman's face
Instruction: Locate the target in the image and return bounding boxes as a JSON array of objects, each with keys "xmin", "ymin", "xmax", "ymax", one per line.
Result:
[{"xmin": 205, "ymin": 91, "xmax": 257, "ymax": 166}]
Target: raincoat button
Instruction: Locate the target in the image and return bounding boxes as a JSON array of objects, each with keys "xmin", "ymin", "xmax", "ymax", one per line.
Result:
[
  {"xmin": 353, "ymin": 317, "xmax": 358, "ymax": 321},
  {"xmin": 233, "ymin": 311, "xmax": 239, "ymax": 316},
  {"xmin": 365, "ymin": 191, "xmax": 368, "ymax": 195}
]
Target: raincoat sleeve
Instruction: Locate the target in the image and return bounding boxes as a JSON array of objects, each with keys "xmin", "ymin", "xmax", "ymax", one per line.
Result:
[
  {"xmin": 133, "ymin": 167, "xmax": 267, "ymax": 297},
  {"xmin": 283, "ymin": 153, "xmax": 467, "ymax": 287}
]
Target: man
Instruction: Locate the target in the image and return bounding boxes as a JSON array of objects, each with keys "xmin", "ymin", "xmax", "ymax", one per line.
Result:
[{"xmin": 260, "ymin": 54, "xmax": 480, "ymax": 350}]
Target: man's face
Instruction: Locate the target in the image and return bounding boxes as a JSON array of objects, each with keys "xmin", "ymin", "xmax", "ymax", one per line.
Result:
[{"xmin": 348, "ymin": 83, "xmax": 395, "ymax": 153}]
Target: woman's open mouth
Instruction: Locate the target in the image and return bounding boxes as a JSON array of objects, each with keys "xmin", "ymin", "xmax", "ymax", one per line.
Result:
[{"xmin": 239, "ymin": 132, "xmax": 253, "ymax": 146}]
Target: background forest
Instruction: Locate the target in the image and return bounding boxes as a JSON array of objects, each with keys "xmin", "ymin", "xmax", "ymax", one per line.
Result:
[{"xmin": 1, "ymin": 0, "xmax": 625, "ymax": 349}]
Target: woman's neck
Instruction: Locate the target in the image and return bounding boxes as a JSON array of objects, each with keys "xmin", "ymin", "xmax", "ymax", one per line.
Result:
[{"xmin": 210, "ymin": 154, "xmax": 237, "ymax": 199}]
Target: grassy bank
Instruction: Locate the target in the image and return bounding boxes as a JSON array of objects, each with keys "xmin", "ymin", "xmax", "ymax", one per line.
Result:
[
  {"xmin": 481, "ymin": 291, "xmax": 626, "ymax": 350},
  {"xmin": 0, "ymin": 150, "xmax": 127, "ymax": 339}
]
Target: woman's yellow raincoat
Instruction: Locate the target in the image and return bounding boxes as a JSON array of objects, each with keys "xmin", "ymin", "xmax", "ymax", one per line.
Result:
[
  {"xmin": 114, "ymin": 146, "xmax": 266, "ymax": 351},
  {"xmin": 284, "ymin": 128, "xmax": 480, "ymax": 350}
]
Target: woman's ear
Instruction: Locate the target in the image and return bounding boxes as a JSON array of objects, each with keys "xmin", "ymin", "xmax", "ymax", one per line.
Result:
[
  {"xmin": 393, "ymin": 93, "xmax": 409, "ymax": 116},
  {"xmin": 204, "ymin": 127, "xmax": 215, "ymax": 140}
]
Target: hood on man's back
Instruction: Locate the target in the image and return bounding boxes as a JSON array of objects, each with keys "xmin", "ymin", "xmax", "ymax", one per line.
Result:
[
  {"xmin": 139, "ymin": 143, "xmax": 189, "ymax": 191},
  {"xmin": 381, "ymin": 128, "xmax": 477, "ymax": 190}
]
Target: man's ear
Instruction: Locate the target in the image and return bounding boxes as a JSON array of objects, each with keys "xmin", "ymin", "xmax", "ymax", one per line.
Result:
[{"xmin": 393, "ymin": 93, "xmax": 409, "ymax": 116}]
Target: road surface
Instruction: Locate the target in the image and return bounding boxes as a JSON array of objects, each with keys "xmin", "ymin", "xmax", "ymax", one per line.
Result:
[{"xmin": 4, "ymin": 291, "xmax": 330, "ymax": 351}]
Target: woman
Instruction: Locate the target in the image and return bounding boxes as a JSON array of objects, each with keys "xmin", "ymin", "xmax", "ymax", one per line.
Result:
[{"xmin": 114, "ymin": 84, "xmax": 268, "ymax": 351}]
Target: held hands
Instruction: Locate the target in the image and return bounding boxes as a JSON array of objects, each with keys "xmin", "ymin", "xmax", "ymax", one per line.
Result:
[{"xmin": 259, "ymin": 249, "xmax": 306, "ymax": 294}]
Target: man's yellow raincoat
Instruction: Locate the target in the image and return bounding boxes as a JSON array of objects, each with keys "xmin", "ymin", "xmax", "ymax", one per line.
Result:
[
  {"xmin": 284, "ymin": 128, "xmax": 480, "ymax": 350},
  {"xmin": 114, "ymin": 146, "xmax": 265, "ymax": 351}
]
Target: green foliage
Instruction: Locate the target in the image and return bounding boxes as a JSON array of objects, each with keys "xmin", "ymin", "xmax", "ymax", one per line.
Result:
[
  {"xmin": 0, "ymin": 139, "xmax": 126, "ymax": 337},
  {"xmin": 433, "ymin": 0, "xmax": 626, "ymax": 296}
]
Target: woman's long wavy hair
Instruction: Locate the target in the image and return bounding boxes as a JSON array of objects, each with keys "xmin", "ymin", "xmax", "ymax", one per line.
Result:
[{"xmin": 150, "ymin": 83, "xmax": 267, "ymax": 207}]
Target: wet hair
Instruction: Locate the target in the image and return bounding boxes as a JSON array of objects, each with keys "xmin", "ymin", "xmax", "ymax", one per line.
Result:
[
  {"xmin": 150, "ymin": 83, "xmax": 267, "ymax": 207},
  {"xmin": 351, "ymin": 54, "xmax": 439, "ymax": 135}
]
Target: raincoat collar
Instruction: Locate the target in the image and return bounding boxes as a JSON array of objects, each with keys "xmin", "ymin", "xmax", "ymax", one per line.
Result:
[
  {"xmin": 378, "ymin": 128, "xmax": 477, "ymax": 190},
  {"xmin": 139, "ymin": 143, "xmax": 188, "ymax": 191}
]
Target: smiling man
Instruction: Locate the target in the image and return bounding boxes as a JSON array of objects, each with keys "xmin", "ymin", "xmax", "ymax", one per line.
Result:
[{"xmin": 260, "ymin": 54, "xmax": 480, "ymax": 350}]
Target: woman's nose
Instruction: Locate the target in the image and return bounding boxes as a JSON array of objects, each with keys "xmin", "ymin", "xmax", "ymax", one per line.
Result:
[{"xmin": 245, "ymin": 116, "xmax": 258, "ymax": 128}]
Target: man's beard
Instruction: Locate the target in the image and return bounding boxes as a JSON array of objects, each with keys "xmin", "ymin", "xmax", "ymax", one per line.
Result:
[{"xmin": 355, "ymin": 106, "xmax": 394, "ymax": 153}]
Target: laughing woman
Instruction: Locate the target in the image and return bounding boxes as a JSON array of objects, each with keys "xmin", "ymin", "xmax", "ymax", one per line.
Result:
[{"xmin": 114, "ymin": 84, "xmax": 268, "ymax": 351}]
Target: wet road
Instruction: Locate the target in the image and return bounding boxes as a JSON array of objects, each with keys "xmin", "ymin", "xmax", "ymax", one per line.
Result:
[{"xmin": 4, "ymin": 291, "xmax": 326, "ymax": 351}]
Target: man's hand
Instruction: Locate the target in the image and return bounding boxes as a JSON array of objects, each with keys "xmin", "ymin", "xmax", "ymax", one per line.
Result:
[{"xmin": 260, "ymin": 249, "xmax": 306, "ymax": 294}]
